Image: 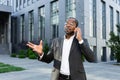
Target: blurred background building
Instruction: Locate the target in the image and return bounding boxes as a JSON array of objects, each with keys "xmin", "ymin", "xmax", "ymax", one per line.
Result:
[{"xmin": 1, "ymin": 0, "xmax": 120, "ymax": 62}]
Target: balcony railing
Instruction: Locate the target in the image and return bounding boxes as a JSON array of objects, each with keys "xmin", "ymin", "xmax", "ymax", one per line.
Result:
[{"xmin": 0, "ymin": 0, "xmax": 12, "ymax": 6}]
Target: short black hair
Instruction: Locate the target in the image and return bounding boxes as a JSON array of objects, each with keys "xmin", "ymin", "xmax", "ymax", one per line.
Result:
[{"xmin": 67, "ymin": 17, "xmax": 79, "ymax": 27}]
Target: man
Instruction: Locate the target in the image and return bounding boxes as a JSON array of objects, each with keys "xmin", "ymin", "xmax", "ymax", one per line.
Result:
[{"xmin": 27, "ymin": 17, "xmax": 95, "ymax": 80}]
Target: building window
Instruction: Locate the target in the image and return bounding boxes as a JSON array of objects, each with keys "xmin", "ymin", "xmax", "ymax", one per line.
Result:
[
  {"xmin": 119, "ymin": 0, "xmax": 120, "ymax": 5},
  {"xmin": 16, "ymin": 0, "xmax": 18, "ymax": 8},
  {"xmin": 0, "ymin": 0, "xmax": 10, "ymax": 6},
  {"xmin": 29, "ymin": 10, "xmax": 34, "ymax": 41},
  {"xmin": 116, "ymin": 11, "xmax": 119, "ymax": 25},
  {"xmin": 101, "ymin": 1, "xmax": 106, "ymax": 39},
  {"xmin": 11, "ymin": 17, "xmax": 17, "ymax": 44},
  {"xmin": 66, "ymin": 0, "xmax": 76, "ymax": 19},
  {"xmin": 27, "ymin": 0, "xmax": 30, "ymax": 5},
  {"xmin": 116, "ymin": 11, "xmax": 119, "ymax": 35},
  {"xmin": 89, "ymin": 0, "xmax": 96, "ymax": 37},
  {"xmin": 51, "ymin": 1, "xmax": 59, "ymax": 39},
  {"xmin": 101, "ymin": 47, "xmax": 107, "ymax": 62},
  {"xmin": 110, "ymin": 6, "xmax": 114, "ymax": 32},
  {"xmin": 19, "ymin": 0, "xmax": 22, "ymax": 6},
  {"xmin": 23, "ymin": 0, "xmax": 26, "ymax": 3},
  {"xmin": 32, "ymin": 0, "xmax": 34, "ymax": 3},
  {"xmin": 38, "ymin": 6, "xmax": 45, "ymax": 40},
  {"xmin": 116, "ymin": 0, "xmax": 118, "ymax": 3},
  {"xmin": 20, "ymin": 14, "xmax": 25, "ymax": 42},
  {"xmin": 93, "ymin": 46, "xmax": 97, "ymax": 61}
]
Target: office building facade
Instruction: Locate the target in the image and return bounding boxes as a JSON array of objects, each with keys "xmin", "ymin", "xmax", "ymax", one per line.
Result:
[{"xmin": 11, "ymin": 0, "xmax": 120, "ymax": 62}]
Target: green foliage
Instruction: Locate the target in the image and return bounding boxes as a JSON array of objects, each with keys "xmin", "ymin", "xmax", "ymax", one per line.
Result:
[
  {"xmin": 81, "ymin": 54, "xmax": 85, "ymax": 62},
  {"xmin": 10, "ymin": 53, "xmax": 17, "ymax": 57},
  {"xmin": 26, "ymin": 48, "xmax": 37, "ymax": 59},
  {"xmin": 106, "ymin": 24, "xmax": 120, "ymax": 63},
  {"xmin": 43, "ymin": 40, "xmax": 49, "ymax": 54},
  {"xmin": 18, "ymin": 50, "xmax": 26, "ymax": 58},
  {"xmin": 26, "ymin": 48, "xmax": 32, "ymax": 57},
  {"xmin": 18, "ymin": 54, "xmax": 26, "ymax": 58},
  {"xmin": 0, "ymin": 62, "xmax": 25, "ymax": 73},
  {"xmin": 10, "ymin": 49, "xmax": 38, "ymax": 59},
  {"xmin": 19, "ymin": 50, "xmax": 26, "ymax": 55},
  {"xmin": 28, "ymin": 54, "xmax": 37, "ymax": 59}
]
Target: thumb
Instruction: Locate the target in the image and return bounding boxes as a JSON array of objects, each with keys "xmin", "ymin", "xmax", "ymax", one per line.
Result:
[{"xmin": 40, "ymin": 40, "xmax": 43, "ymax": 46}]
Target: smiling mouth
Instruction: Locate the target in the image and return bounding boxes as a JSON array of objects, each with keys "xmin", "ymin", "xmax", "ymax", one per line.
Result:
[
  {"xmin": 65, "ymin": 29, "xmax": 70, "ymax": 33},
  {"xmin": 65, "ymin": 27, "xmax": 71, "ymax": 31}
]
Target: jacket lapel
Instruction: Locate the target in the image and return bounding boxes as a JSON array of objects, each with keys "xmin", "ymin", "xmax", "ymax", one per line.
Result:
[
  {"xmin": 60, "ymin": 37, "xmax": 77, "ymax": 59},
  {"xmin": 69, "ymin": 37, "xmax": 77, "ymax": 56},
  {"xmin": 59, "ymin": 38, "xmax": 64, "ymax": 61}
]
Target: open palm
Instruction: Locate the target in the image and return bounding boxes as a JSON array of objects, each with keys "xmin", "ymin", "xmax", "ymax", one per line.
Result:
[{"xmin": 26, "ymin": 40, "xmax": 43, "ymax": 55}]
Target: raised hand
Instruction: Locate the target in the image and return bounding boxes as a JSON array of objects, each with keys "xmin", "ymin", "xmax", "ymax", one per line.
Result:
[
  {"xmin": 74, "ymin": 27, "xmax": 83, "ymax": 41},
  {"xmin": 26, "ymin": 40, "xmax": 43, "ymax": 56}
]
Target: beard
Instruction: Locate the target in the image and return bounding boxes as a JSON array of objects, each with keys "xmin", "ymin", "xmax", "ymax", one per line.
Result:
[{"xmin": 64, "ymin": 27, "xmax": 74, "ymax": 35}]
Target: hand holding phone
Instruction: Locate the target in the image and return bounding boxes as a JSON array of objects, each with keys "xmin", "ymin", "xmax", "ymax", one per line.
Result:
[{"xmin": 74, "ymin": 27, "xmax": 83, "ymax": 41}]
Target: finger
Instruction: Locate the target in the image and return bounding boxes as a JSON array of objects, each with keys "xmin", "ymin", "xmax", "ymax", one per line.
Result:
[
  {"xmin": 79, "ymin": 28, "xmax": 82, "ymax": 34},
  {"xmin": 40, "ymin": 40, "xmax": 43, "ymax": 46},
  {"xmin": 28, "ymin": 42, "xmax": 35, "ymax": 46},
  {"xmin": 76, "ymin": 27, "xmax": 81, "ymax": 33},
  {"xmin": 77, "ymin": 27, "xmax": 80, "ymax": 31},
  {"xmin": 74, "ymin": 28, "xmax": 77, "ymax": 32},
  {"xmin": 26, "ymin": 44, "xmax": 34, "ymax": 49}
]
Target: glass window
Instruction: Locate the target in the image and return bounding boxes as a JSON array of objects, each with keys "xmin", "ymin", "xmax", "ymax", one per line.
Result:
[
  {"xmin": 27, "ymin": 0, "xmax": 30, "ymax": 5},
  {"xmin": 51, "ymin": 1, "xmax": 59, "ymax": 39},
  {"xmin": 19, "ymin": 0, "xmax": 22, "ymax": 6},
  {"xmin": 102, "ymin": 1, "xmax": 106, "ymax": 39},
  {"xmin": 118, "ymin": 0, "xmax": 120, "ymax": 5},
  {"xmin": 89, "ymin": 0, "xmax": 96, "ymax": 37},
  {"xmin": 38, "ymin": 6, "xmax": 45, "ymax": 40},
  {"xmin": 20, "ymin": 14, "xmax": 25, "ymax": 42},
  {"xmin": 23, "ymin": 0, "xmax": 26, "ymax": 3},
  {"xmin": 110, "ymin": 6, "xmax": 114, "ymax": 32},
  {"xmin": 66, "ymin": 0, "xmax": 76, "ymax": 19},
  {"xmin": 29, "ymin": 10, "xmax": 34, "ymax": 41},
  {"xmin": 116, "ymin": 11, "xmax": 119, "ymax": 35},
  {"xmin": 93, "ymin": 46, "xmax": 97, "ymax": 61},
  {"xmin": 16, "ymin": 0, "xmax": 18, "ymax": 7},
  {"xmin": 101, "ymin": 47, "xmax": 107, "ymax": 62},
  {"xmin": 116, "ymin": 11, "xmax": 119, "ymax": 25}
]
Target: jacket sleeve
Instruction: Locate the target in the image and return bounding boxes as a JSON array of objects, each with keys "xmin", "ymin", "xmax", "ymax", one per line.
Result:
[{"xmin": 79, "ymin": 39, "xmax": 95, "ymax": 62}]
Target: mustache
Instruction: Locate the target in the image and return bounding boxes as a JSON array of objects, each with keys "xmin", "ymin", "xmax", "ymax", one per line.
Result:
[
  {"xmin": 64, "ymin": 27, "xmax": 74, "ymax": 35},
  {"xmin": 64, "ymin": 27, "xmax": 71, "ymax": 31}
]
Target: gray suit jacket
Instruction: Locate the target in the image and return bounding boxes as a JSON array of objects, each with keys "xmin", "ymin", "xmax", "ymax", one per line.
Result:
[{"xmin": 39, "ymin": 37, "xmax": 95, "ymax": 80}]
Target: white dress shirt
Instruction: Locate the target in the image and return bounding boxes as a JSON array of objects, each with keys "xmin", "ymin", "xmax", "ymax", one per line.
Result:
[{"xmin": 60, "ymin": 35, "xmax": 75, "ymax": 75}]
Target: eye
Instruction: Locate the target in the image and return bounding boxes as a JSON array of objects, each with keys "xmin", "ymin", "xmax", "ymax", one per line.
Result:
[{"xmin": 70, "ymin": 23, "xmax": 74, "ymax": 26}]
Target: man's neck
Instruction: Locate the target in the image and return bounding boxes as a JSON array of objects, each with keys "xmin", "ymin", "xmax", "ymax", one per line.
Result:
[{"xmin": 65, "ymin": 33, "xmax": 74, "ymax": 39}]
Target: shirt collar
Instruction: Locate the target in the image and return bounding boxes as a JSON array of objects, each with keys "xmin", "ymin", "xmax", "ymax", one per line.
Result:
[{"xmin": 64, "ymin": 35, "xmax": 75, "ymax": 40}]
